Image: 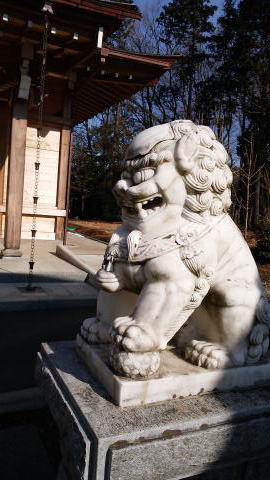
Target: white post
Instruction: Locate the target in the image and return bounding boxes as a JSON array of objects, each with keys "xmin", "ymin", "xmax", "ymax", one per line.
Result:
[{"xmin": 97, "ymin": 27, "xmax": 103, "ymax": 49}]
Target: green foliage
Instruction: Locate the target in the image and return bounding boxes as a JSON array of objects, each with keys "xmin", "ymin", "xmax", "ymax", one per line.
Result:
[
  {"xmin": 158, "ymin": 0, "xmax": 216, "ymax": 46},
  {"xmin": 157, "ymin": 0, "xmax": 216, "ymax": 120},
  {"xmin": 231, "ymin": 0, "xmax": 270, "ymax": 224},
  {"xmin": 195, "ymin": 1, "xmax": 238, "ymax": 133}
]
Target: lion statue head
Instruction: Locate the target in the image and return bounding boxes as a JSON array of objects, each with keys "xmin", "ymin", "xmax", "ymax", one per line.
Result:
[{"xmin": 113, "ymin": 120, "xmax": 233, "ymax": 235}]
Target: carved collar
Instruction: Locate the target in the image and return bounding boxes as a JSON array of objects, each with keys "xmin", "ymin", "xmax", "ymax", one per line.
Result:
[{"xmin": 102, "ymin": 214, "xmax": 226, "ymax": 268}]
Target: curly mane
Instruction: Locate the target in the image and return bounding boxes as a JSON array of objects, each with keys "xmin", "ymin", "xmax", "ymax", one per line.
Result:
[{"xmin": 168, "ymin": 120, "xmax": 233, "ymax": 222}]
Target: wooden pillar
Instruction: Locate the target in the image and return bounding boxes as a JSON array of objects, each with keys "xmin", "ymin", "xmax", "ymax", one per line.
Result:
[
  {"xmin": 0, "ymin": 102, "xmax": 11, "ymax": 234},
  {"xmin": 2, "ymin": 101, "xmax": 28, "ymax": 256},
  {"xmin": 55, "ymin": 126, "xmax": 71, "ymax": 240}
]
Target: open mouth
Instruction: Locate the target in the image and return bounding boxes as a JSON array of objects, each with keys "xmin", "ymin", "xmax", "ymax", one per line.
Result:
[
  {"xmin": 122, "ymin": 194, "xmax": 165, "ymax": 219},
  {"xmin": 142, "ymin": 196, "xmax": 163, "ymax": 210}
]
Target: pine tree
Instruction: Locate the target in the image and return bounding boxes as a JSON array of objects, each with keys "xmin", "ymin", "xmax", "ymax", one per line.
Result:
[
  {"xmin": 230, "ymin": 0, "xmax": 270, "ymax": 224},
  {"xmin": 157, "ymin": 0, "xmax": 217, "ymax": 120},
  {"xmin": 196, "ymin": 0, "xmax": 238, "ymax": 146},
  {"xmin": 199, "ymin": 0, "xmax": 270, "ymax": 226}
]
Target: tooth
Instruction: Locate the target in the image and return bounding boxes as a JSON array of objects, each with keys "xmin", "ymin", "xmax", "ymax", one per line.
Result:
[{"xmin": 140, "ymin": 210, "xmax": 147, "ymax": 218}]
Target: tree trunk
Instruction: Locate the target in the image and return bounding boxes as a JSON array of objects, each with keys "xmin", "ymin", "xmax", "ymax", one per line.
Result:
[
  {"xmin": 81, "ymin": 195, "xmax": 85, "ymax": 217},
  {"xmin": 254, "ymin": 169, "xmax": 261, "ymax": 226}
]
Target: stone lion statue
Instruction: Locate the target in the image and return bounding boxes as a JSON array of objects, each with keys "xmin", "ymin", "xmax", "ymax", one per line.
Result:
[{"xmin": 78, "ymin": 120, "xmax": 270, "ymax": 378}]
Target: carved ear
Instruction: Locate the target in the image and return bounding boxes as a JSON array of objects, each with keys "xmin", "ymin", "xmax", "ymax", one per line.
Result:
[{"xmin": 174, "ymin": 132, "xmax": 200, "ymax": 172}]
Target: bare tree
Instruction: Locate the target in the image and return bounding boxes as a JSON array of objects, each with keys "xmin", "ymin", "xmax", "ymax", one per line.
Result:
[{"xmin": 238, "ymin": 137, "xmax": 264, "ymax": 237}]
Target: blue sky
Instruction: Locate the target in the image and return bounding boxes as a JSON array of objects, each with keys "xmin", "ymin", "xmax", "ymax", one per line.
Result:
[
  {"xmin": 135, "ymin": 0, "xmax": 224, "ymax": 17},
  {"xmin": 135, "ymin": 0, "xmax": 224, "ymax": 6}
]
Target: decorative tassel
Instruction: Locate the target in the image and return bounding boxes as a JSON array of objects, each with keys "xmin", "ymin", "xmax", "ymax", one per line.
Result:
[{"xmin": 127, "ymin": 230, "xmax": 142, "ymax": 261}]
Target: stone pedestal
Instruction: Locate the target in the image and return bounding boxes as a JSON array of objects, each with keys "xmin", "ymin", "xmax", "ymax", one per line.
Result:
[
  {"xmin": 36, "ymin": 341, "xmax": 270, "ymax": 480},
  {"xmin": 77, "ymin": 335, "xmax": 270, "ymax": 407}
]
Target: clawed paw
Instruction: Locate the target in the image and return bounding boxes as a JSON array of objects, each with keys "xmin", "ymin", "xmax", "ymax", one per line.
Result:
[
  {"xmin": 184, "ymin": 340, "xmax": 232, "ymax": 369},
  {"xmin": 111, "ymin": 316, "xmax": 160, "ymax": 353},
  {"xmin": 80, "ymin": 317, "xmax": 111, "ymax": 344}
]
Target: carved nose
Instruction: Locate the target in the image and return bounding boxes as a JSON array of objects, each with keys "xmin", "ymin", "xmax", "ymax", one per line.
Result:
[{"xmin": 127, "ymin": 180, "xmax": 157, "ymax": 200}]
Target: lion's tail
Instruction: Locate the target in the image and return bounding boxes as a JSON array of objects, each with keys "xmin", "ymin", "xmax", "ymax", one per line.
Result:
[{"xmin": 247, "ymin": 296, "xmax": 270, "ymax": 364}]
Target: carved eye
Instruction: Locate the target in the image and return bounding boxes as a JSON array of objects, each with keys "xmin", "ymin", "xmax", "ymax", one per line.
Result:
[{"xmin": 133, "ymin": 168, "xmax": 155, "ymax": 184}]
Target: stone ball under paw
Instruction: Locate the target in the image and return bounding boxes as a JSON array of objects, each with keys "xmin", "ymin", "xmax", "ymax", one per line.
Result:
[{"xmin": 109, "ymin": 344, "xmax": 160, "ymax": 379}]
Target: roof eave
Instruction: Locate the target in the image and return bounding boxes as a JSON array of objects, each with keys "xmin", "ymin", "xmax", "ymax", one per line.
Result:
[{"xmin": 52, "ymin": 0, "xmax": 141, "ymax": 20}]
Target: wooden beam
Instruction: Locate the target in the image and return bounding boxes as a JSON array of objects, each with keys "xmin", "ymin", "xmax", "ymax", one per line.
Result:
[
  {"xmin": 47, "ymin": 71, "xmax": 68, "ymax": 80},
  {"xmin": 0, "ymin": 205, "xmax": 66, "ymax": 217},
  {"xmin": 92, "ymin": 77, "xmax": 150, "ymax": 88},
  {"xmin": 2, "ymin": 100, "xmax": 28, "ymax": 256},
  {"xmin": 0, "ymin": 3, "xmax": 100, "ymax": 39},
  {"xmin": 52, "ymin": 0, "xmax": 141, "ymax": 21},
  {"xmin": 0, "ymin": 24, "xmax": 94, "ymax": 59},
  {"xmin": 68, "ymin": 47, "xmax": 100, "ymax": 71},
  {"xmin": 28, "ymin": 113, "xmax": 73, "ymax": 128}
]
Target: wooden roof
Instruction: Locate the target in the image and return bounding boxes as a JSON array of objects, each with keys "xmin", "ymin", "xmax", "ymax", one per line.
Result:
[
  {"xmin": 53, "ymin": 0, "xmax": 141, "ymax": 20},
  {"xmin": 73, "ymin": 46, "xmax": 177, "ymax": 123},
  {"xmin": 0, "ymin": 1, "xmax": 176, "ymax": 125}
]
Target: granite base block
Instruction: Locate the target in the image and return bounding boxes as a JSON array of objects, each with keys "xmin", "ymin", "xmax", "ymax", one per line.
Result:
[{"xmin": 36, "ymin": 341, "xmax": 270, "ymax": 480}]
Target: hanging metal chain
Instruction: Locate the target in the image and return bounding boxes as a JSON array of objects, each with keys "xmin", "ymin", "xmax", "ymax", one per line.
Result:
[{"xmin": 27, "ymin": 13, "xmax": 50, "ymax": 290}]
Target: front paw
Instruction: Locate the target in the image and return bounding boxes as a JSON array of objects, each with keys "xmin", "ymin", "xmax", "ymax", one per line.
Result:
[
  {"xmin": 111, "ymin": 316, "xmax": 160, "ymax": 353},
  {"xmin": 80, "ymin": 317, "xmax": 111, "ymax": 344},
  {"xmin": 96, "ymin": 269, "xmax": 123, "ymax": 292}
]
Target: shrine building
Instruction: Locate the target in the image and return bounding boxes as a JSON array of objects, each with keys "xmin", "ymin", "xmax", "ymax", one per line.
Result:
[{"xmin": 0, "ymin": 0, "xmax": 175, "ymax": 256}]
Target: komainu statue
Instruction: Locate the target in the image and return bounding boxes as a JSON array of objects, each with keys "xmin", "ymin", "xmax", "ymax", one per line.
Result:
[{"xmin": 78, "ymin": 120, "xmax": 270, "ymax": 378}]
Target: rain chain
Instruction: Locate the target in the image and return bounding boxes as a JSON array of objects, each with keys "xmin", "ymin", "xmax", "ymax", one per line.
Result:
[{"xmin": 27, "ymin": 7, "xmax": 52, "ymax": 289}]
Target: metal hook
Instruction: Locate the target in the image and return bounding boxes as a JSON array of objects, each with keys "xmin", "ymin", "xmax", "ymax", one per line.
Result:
[{"xmin": 42, "ymin": 1, "xmax": 54, "ymax": 15}]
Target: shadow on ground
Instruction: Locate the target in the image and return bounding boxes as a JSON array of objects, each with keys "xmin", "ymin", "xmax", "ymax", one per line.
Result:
[{"xmin": 0, "ymin": 408, "xmax": 60, "ymax": 480}]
